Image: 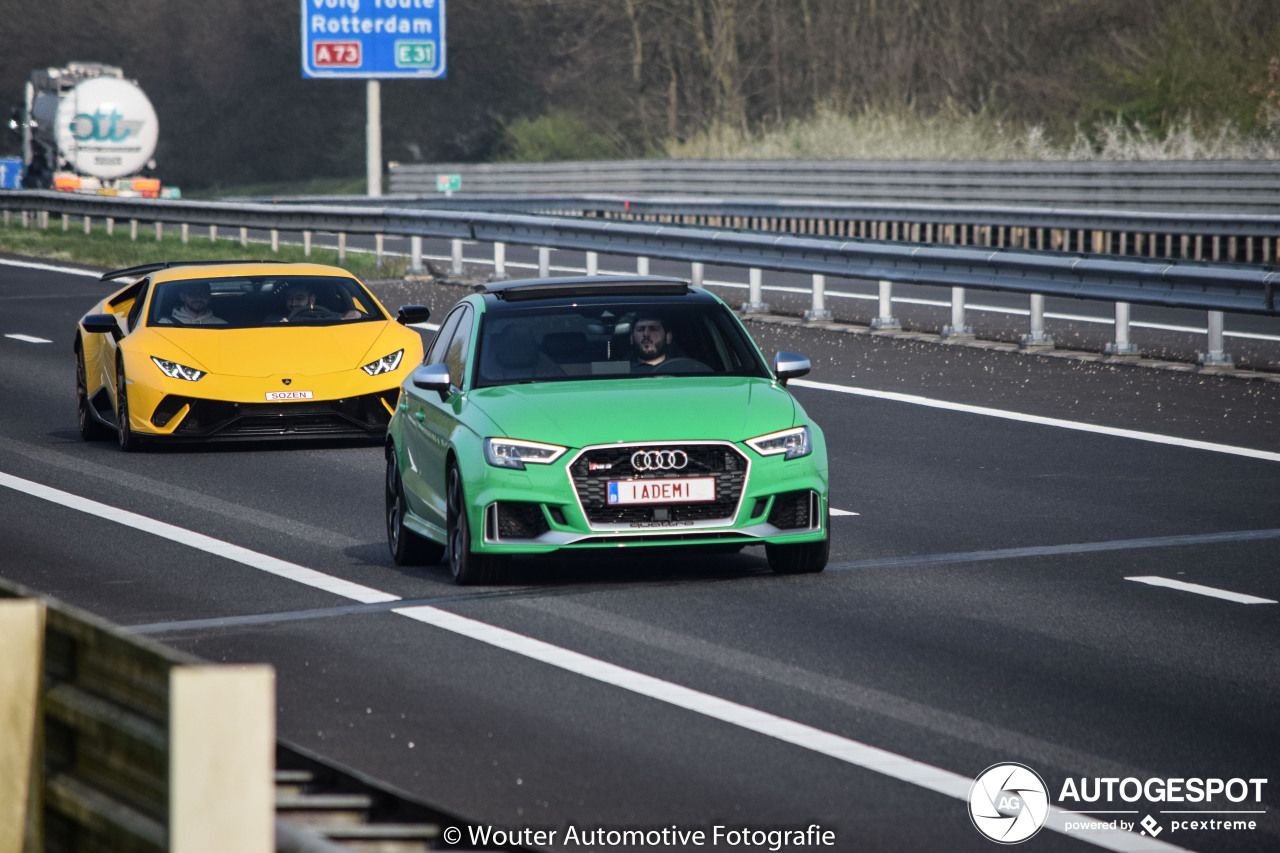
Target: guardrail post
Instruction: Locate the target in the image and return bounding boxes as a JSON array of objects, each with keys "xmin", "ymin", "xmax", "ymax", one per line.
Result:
[
  {"xmin": 181, "ymin": 223, "xmax": 189, "ymax": 244},
  {"xmin": 870, "ymin": 280, "xmax": 900, "ymax": 331},
  {"xmin": 451, "ymin": 238, "xmax": 464, "ymax": 276},
  {"xmin": 492, "ymin": 242, "xmax": 507, "ymax": 280},
  {"xmin": 410, "ymin": 236, "xmax": 423, "ymax": 273},
  {"xmin": 804, "ymin": 274, "xmax": 832, "ymax": 321},
  {"xmin": 39, "ymin": 211, "xmax": 48, "ymax": 230},
  {"xmin": 338, "ymin": 233, "xmax": 347, "ymax": 264},
  {"xmin": 209, "ymin": 225, "xmax": 218, "ymax": 243},
  {"xmin": 82, "ymin": 216, "xmax": 91, "ymax": 235},
  {"xmin": 271, "ymin": 229, "xmax": 280, "ymax": 253},
  {"xmin": 0, "ymin": 599, "xmax": 44, "ymax": 853},
  {"xmin": 155, "ymin": 222, "xmax": 163, "ymax": 242},
  {"xmin": 637, "ymin": 256, "xmax": 650, "ymax": 275},
  {"xmin": 941, "ymin": 287, "xmax": 973, "ymax": 340},
  {"xmin": 742, "ymin": 268, "xmax": 768, "ymax": 314},
  {"xmin": 130, "ymin": 220, "xmax": 138, "ymax": 241},
  {"xmin": 1197, "ymin": 311, "xmax": 1233, "ymax": 371},
  {"xmin": 538, "ymin": 247, "xmax": 551, "ymax": 278},
  {"xmin": 240, "ymin": 227, "xmax": 249, "ymax": 249},
  {"xmin": 61, "ymin": 213, "xmax": 67, "ymax": 231},
  {"xmin": 691, "ymin": 262, "xmax": 704, "ymax": 288},
  {"xmin": 1021, "ymin": 294, "xmax": 1054, "ymax": 350},
  {"xmin": 169, "ymin": 666, "xmax": 274, "ymax": 853},
  {"xmin": 375, "ymin": 234, "xmax": 385, "ymax": 269},
  {"xmin": 1105, "ymin": 302, "xmax": 1140, "ymax": 356},
  {"xmin": 106, "ymin": 217, "xmax": 114, "ymax": 236},
  {"xmin": 303, "ymin": 230, "xmax": 312, "ymax": 256},
  {"xmin": 586, "ymin": 251, "xmax": 599, "ymax": 276}
]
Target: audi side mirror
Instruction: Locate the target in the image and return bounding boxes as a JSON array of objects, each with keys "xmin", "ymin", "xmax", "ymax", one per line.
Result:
[
  {"xmin": 411, "ymin": 363, "xmax": 452, "ymax": 401},
  {"xmin": 774, "ymin": 351, "xmax": 810, "ymax": 385}
]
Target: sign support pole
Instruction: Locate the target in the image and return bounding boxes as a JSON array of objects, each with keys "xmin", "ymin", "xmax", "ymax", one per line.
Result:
[{"xmin": 367, "ymin": 80, "xmax": 382, "ymax": 197}]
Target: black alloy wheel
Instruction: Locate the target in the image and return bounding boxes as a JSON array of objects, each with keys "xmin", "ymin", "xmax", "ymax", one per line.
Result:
[
  {"xmin": 114, "ymin": 356, "xmax": 140, "ymax": 452},
  {"xmin": 764, "ymin": 509, "xmax": 830, "ymax": 574},
  {"xmin": 76, "ymin": 346, "xmax": 109, "ymax": 441},
  {"xmin": 386, "ymin": 450, "xmax": 444, "ymax": 565},
  {"xmin": 446, "ymin": 463, "xmax": 505, "ymax": 585}
]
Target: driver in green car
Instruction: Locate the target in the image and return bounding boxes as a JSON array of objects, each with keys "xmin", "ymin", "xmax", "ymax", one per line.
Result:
[{"xmin": 629, "ymin": 310, "xmax": 707, "ymax": 373}]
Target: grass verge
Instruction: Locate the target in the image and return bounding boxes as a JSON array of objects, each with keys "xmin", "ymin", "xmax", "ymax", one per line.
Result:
[{"xmin": 0, "ymin": 216, "xmax": 409, "ymax": 280}]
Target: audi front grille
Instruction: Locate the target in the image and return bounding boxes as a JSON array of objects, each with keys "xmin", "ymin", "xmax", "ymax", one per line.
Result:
[{"xmin": 568, "ymin": 442, "xmax": 749, "ymax": 528}]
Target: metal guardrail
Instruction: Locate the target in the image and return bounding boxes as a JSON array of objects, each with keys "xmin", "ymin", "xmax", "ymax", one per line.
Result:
[
  {"xmin": 273, "ymin": 193, "xmax": 1280, "ymax": 243},
  {"xmin": 2, "ymin": 189, "xmax": 1276, "ymax": 367},
  {"xmin": 387, "ymin": 159, "xmax": 1280, "ymax": 214}
]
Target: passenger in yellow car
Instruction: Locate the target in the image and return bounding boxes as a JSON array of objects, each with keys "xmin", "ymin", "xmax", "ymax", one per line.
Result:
[{"xmin": 159, "ymin": 282, "xmax": 226, "ymax": 325}]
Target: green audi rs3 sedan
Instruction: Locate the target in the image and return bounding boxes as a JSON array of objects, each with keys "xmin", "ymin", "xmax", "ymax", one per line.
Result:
[{"xmin": 384, "ymin": 276, "xmax": 829, "ymax": 584}]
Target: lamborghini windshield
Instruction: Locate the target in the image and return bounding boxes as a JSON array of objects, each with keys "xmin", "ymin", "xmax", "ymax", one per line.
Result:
[{"xmin": 147, "ymin": 275, "xmax": 386, "ymax": 328}]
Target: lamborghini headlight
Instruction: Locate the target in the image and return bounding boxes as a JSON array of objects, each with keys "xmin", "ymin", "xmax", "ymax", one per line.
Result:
[
  {"xmin": 151, "ymin": 356, "xmax": 205, "ymax": 382},
  {"xmin": 362, "ymin": 349, "xmax": 404, "ymax": 376},
  {"xmin": 746, "ymin": 426, "xmax": 812, "ymax": 460},
  {"xmin": 485, "ymin": 438, "xmax": 567, "ymax": 470}
]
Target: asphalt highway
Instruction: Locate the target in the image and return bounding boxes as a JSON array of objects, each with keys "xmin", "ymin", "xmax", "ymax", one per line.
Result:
[{"xmin": 1, "ymin": 255, "xmax": 1278, "ymax": 853}]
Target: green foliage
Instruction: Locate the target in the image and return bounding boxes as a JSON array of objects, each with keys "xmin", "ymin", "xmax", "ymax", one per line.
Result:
[
  {"xmin": 1085, "ymin": 0, "xmax": 1280, "ymax": 135},
  {"xmin": 497, "ymin": 111, "xmax": 619, "ymax": 162},
  {"xmin": 0, "ymin": 217, "xmax": 407, "ymax": 280}
]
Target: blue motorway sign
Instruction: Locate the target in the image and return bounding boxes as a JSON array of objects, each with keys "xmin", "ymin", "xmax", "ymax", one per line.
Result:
[{"xmin": 301, "ymin": 0, "xmax": 446, "ymax": 79}]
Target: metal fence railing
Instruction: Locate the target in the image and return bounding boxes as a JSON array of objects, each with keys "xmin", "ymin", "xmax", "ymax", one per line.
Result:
[
  {"xmin": 387, "ymin": 159, "xmax": 1280, "ymax": 214},
  {"xmin": 2, "ymin": 190, "xmax": 1276, "ymax": 369}
]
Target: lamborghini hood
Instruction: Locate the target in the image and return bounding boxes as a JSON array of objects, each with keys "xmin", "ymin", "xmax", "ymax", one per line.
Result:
[{"xmin": 147, "ymin": 323, "xmax": 399, "ymax": 377}]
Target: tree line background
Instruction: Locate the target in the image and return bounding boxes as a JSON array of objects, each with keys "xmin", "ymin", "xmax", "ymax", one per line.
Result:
[{"xmin": 1, "ymin": 0, "xmax": 1277, "ymax": 191}]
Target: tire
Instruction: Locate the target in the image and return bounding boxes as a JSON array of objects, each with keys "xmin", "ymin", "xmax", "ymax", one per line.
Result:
[
  {"xmin": 76, "ymin": 346, "xmax": 110, "ymax": 441},
  {"xmin": 765, "ymin": 509, "xmax": 830, "ymax": 574},
  {"xmin": 446, "ymin": 463, "xmax": 505, "ymax": 585},
  {"xmin": 114, "ymin": 356, "xmax": 142, "ymax": 452},
  {"xmin": 386, "ymin": 451, "xmax": 445, "ymax": 565}
]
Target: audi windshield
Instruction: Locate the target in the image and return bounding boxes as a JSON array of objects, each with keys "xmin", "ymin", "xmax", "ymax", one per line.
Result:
[{"xmin": 472, "ymin": 299, "xmax": 772, "ymax": 386}]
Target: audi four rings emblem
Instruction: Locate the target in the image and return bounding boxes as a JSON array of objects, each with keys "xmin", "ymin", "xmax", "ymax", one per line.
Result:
[{"xmin": 631, "ymin": 449, "xmax": 688, "ymax": 471}]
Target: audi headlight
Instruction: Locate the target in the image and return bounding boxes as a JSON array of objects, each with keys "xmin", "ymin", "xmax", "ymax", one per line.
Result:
[
  {"xmin": 746, "ymin": 426, "xmax": 811, "ymax": 460},
  {"xmin": 485, "ymin": 438, "xmax": 567, "ymax": 470},
  {"xmin": 151, "ymin": 356, "xmax": 205, "ymax": 382},
  {"xmin": 362, "ymin": 349, "xmax": 404, "ymax": 376}
]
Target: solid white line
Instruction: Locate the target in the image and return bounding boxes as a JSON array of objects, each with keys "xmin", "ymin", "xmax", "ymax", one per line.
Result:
[
  {"xmin": 0, "ymin": 257, "xmax": 102, "ymax": 277},
  {"xmin": 394, "ymin": 604, "xmax": 1186, "ymax": 853},
  {"xmin": 0, "ymin": 465, "xmax": 1191, "ymax": 849},
  {"xmin": 830, "ymin": 508, "xmax": 859, "ymax": 516},
  {"xmin": 1126, "ymin": 576, "xmax": 1277, "ymax": 604},
  {"xmin": 791, "ymin": 378, "xmax": 1280, "ymax": 463},
  {"xmin": 5, "ymin": 333, "xmax": 52, "ymax": 343},
  {"xmin": 0, "ymin": 471, "xmax": 399, "ymax": 604}
]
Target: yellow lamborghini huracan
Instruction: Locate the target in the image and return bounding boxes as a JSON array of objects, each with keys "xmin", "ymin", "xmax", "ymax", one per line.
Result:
[{"xmin": 75, "ymin": 261, "xmax": 430, "ymax": 450}]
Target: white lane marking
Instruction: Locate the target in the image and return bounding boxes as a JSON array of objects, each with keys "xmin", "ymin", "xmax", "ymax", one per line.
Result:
[
  {"xmin": 791, "ymin": 378, "xmax": 1280, "ymax": 463},
  {"xmin": 0, "ymin": 471, "xmax": 399, "ymax": 604},
  {"xmin": 0, "ymin": 466, "xmax": 1193, "ymax": 850},
  {"xmin": 1126, "ymin": 576, "xmax": 1278, "ymax": 604},
  {"xmin": 830, "ymin": 507, "xmax": 859, "ymax": 516},
  {"xmin": 0, "ymin": 258, "xmax": 102, "ymax": 277},
  {"xmin": 5, "ymin": 333, "xmax": 52, "ymax": 343},
  {"xmin": 394, "ymin": 604, "xmax": 1186, "ymax": 853}
]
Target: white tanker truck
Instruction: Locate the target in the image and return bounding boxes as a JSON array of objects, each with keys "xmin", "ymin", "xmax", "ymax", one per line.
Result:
[{"xmin": 8, "ymin": 62, "xmax": 172, "ymax": 196}]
